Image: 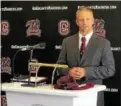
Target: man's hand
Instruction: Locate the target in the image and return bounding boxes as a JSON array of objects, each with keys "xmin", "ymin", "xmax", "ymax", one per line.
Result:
[{"xmin": 69, "ymin": 67, "xmax": 86, "ymax": 79}]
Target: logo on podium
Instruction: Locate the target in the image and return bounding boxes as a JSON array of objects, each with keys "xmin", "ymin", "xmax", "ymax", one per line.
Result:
[{"xmin": 31, "ymin": 104, "xmax": 43, "ymax": 106}]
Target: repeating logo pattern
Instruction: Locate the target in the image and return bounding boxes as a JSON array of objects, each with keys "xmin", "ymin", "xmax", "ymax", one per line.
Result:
[
  {"xmin": 1, "ymin": 21, "xmax": 10, "ymax": 36},
  {"xmin": 93, "ymin": 19, "xmax": 106, "ymax": 37},
  {"xmin": 58, "ymin": 20, "xmax": 70, "ymax": 36},
  {"xmin": 26, "ymin": 19, "xmax": 41, "ymax": 37},
  {"xmin": 1, "ymin": 57, "xmax": 11, "ymax": 74},
  {"xmin": 29, "ymin": 59, "xmax": 39, "ymax": 73},
  {"xmin": 1, "ymin": 95, "xmax": 7, "ymax": 106}
]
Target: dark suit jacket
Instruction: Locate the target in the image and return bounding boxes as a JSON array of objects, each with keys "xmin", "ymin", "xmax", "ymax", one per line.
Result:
[{"xmin": 56, "ymin": 32, "xmax": 115, "ymax": 106}]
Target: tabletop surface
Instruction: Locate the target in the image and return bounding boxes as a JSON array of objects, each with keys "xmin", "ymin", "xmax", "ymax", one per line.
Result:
[{"xmin": 2, "ymin": 82, "xmax": 106, "ymax": 97}]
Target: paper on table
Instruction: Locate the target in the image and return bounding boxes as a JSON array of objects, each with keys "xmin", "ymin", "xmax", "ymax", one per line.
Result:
[{"xmin": 12, "ymin": 77, "xmax": 47, "ymax": 83}]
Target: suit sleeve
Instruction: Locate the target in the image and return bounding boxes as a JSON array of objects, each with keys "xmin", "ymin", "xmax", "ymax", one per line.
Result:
[
  {"xmin": 85, "ymin": 40, "xmax": 115, "ymax": 80},
  {"xmin": 56, "ymin": 39, "xmax": 70, "ymax": 76}
]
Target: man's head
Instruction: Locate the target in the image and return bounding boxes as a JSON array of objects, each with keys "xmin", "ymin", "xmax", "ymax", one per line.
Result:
[{"xmin": 76, "ymin": 7, "xmax": 94, "ymax": 35}]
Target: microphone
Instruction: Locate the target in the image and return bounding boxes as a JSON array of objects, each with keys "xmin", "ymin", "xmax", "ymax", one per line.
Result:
[
  {"xmin": 29, "ymin": 62, "xmax": 68, "ymax": 80},
  {"xmin": 12, "ymin": 43, "xmax": 40, "ymax": 81},
  {"xmin": 28, "ymin": 62, "xmax": 68, "ymax": 88},
  {"xmin": 21, "ymin": 43, "xmax": 41, "ymax": 51}
]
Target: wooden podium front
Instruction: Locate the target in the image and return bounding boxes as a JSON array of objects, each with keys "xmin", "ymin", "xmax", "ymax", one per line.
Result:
[{"xmin": 2, "ymin": 82, "xmax": 106, "ymax": 106}]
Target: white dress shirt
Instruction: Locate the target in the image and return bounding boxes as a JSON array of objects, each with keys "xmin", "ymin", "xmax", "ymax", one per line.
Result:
[{"xmin": 78, "ymin": 31, "xmax": 93, "ymax": 49}]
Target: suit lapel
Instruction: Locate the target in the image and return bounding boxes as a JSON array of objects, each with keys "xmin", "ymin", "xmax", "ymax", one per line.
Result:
[
  {"xmin": 80, "ymin": 33, "xmax": 98, "ymax": 65},
  {"xmin": 73, "ymin": 34, "xmax": 80, "ymax": 65}
]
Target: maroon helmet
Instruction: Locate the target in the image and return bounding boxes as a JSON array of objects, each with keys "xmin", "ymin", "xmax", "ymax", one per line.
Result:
[{"xmin": 55, "ymin": 74, "xmax": 94, "ymax": 90}]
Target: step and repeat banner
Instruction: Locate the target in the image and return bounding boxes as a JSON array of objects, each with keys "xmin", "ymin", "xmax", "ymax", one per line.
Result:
[{"xmin": 1, "ymin": 1, "xmax": 121, "ymax": 106}]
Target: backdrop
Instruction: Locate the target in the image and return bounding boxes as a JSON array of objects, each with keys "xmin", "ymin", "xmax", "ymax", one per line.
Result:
[{"xmin": 1, "ymin": 1, "xmax": 121, "ymax": 106}]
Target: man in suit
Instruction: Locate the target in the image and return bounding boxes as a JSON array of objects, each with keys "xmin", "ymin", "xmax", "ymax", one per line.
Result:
[{"xmin": 56, "ymin": 7, "xmax": 115, "ymax": 106}]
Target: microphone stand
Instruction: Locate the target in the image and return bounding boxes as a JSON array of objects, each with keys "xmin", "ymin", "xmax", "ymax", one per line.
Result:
[
  {"xmin": 51, "ymin": 66, "xmax": 57, "ymax": 88},
  {"xmin": 21, "ymin": 49, "xmax": 34, "ymax": 87},
  {"xmin": 27, "ymin": 49, "xmax": 34, "ymax": 86},
  {"xmin": 12, "ymin": 49, "xmax": 22, "ymax": 82},
  {"xmin": 12, "ymin": 43, "xmax": 41, "ymax": 86}
]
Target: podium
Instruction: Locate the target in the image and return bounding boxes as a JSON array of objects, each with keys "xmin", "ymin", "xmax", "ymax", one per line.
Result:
[{"xmin": 2, "ymin": 82, "xmax": 106, "ymax": 106}]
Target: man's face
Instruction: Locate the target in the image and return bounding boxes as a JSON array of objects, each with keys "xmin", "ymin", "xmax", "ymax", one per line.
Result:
[{"xmin": 76, "ymin": 10, "xmax": 94, "ymax": 33}]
